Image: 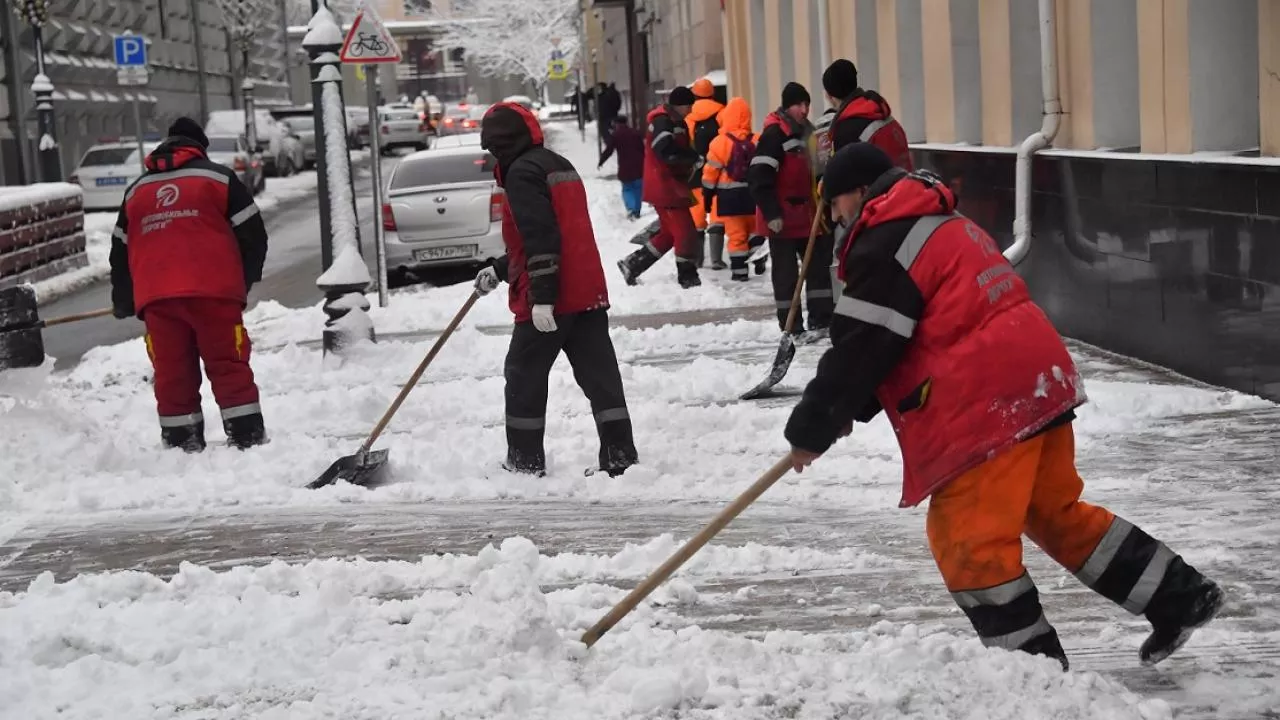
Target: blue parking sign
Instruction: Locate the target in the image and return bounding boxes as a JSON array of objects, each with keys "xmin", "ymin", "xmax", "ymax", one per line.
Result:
[{"xmin": 113, "ymin": 35, "xmax": 147, "ymax": 67}]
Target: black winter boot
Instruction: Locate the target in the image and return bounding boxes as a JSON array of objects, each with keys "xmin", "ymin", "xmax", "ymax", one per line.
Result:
[
  {"xmin": 161, "ymin": 421, "xmax": 206, "ymax": 453},
  {"xmin": 1020, "ymin": 628, "xmax": 1070, "ymax": 671},
  {"xmin": 676, "ymin": 257, "xmax": 702, "ymax": 288},
  {"xmin": 729, "ymin": 253, "xmax": 750, "ymax": 282},
  {"xmin": 748, "ymin": 235, "xmax": 769, "ymax": 275},
  {"xmin": 224, "ymin": 412, "xmax": 267, "ymax": 450},
  {"xmin": 1139, "ymin": 558, "xmax": 1225, "ymax": 665},
  {"xmin": 693, "ymin": 229, "xmax": 707, "ymax": 268},
  {"xmin": 618, "ymin": 246, "xmax": 661, "ymax": 286}
]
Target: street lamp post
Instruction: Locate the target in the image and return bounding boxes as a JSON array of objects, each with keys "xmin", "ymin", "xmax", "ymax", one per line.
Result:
[{"xmin": 14, "ymin": 0, "xmax": 61, "ymax": 181}]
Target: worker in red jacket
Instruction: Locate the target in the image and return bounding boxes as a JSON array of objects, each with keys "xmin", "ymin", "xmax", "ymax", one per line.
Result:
[
  {"xmin": 475, "ymin": 102, "xmax": 638, "ymax": 478},
  {"xmin": 110, "ymin": 117, "xmax": 268, "ymax": 453},
  {"xmin": 617, "ymin": 85, "xmax": 704, "ymax": 289},
  {"xmin": 785, "ymin": 142, "xmax": 1224, "ymax": 671},
  {"xmin": 749, "ymin": 81, "xmax": 832, "ymax": 334},
  {"xmin": 820, "ymin": 59, "xmax": 913, "ymax": 170}
]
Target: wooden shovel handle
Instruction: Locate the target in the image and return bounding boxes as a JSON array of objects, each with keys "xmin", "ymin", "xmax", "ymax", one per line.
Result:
[
  {"xmin": 782, "ymin": 201, "xmax": 827, "ymax": 334},
  {"xmin": 580, "ymin": 455, "xmax": 796, "ymax": 648},
  {"xmin": 360, "ymin": 292, "xmax": 479, "ymax": 453},
  {"xmin": 41, "ymin": 307, "xmax": 115, "ymax": 328}
]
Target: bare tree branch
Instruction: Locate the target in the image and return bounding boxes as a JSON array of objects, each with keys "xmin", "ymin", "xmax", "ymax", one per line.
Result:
[{"xmin": 421, "ymin": 0, "xmax": 580, "ymax": 91}]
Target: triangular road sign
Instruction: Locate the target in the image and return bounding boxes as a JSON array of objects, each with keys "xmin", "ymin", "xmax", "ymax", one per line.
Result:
[{"xmin": 340, "ymin": 2, "xmax": 402, "ymax": 64}]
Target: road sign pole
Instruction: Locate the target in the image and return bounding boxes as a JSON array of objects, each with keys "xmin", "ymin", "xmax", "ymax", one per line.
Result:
[
  {"xmin": 132, "ymin": 94, "xmax": 146, "ymax": 170},
  {"xmin": 366, "ymin": 64, "xmax": 389, "ymax": 309}
]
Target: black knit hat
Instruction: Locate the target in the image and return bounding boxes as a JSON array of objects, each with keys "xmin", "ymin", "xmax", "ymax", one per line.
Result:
[
  {"xmin": 822, "ymin": 59, "xmax": 859, "ymax": 100},
  {"xmin": 822, "ymin": 142, "xmax": 895, "ymax": 202},
  {"xmin": 781, "ymin": 82, "xmax": 811, "ymax": 108},
  {"xmin": 668, "ymin": 85, "xmax": 696, "ymax": 107},
  {"xmin": 167, "ymin": 117, "xmax": 209, "ymax": 149}
]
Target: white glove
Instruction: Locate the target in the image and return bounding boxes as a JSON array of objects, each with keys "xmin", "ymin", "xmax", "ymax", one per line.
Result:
[
  {"xmin": 474, "ymin": 266, "xmax": 500, "ymax": 296},
  {"xmin": 767, "ymin": 218, "xmax": 784, "ymax": 234},
  {"xmin": 531, "ymin": 305, "xmax": 557, "ymax": 333}
]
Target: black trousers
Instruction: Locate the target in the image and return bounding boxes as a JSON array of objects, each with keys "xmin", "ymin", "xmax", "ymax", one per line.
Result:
[
  {"xmin": 768, "ymin": 233, "xmax": 835, "ymax": 331},
  {"xmin": 504, "ymin": 308, "xmax": 638, "ymax": 474}
]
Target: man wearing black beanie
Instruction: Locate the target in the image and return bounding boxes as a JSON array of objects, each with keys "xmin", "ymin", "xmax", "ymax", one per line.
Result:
[
  {"xmin": 109, "ymin": 116, "xmax": 270, "ymax": 452},
  {"xmin": 818, "ymin": 58, "xmax": 913, "ymax": 170},
  {"xmin": 617, "ymin": 85, "xmax": 705, "ymax": 288},
  {"xmin": 748, "ymin": 81, "xmax": 833, "ymax": 336}
]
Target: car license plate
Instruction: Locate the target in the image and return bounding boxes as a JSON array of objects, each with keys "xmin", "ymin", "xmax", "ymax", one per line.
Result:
[
  {"xmin": 95, "ymin": 176, "xmax": 128, "ymax": 187},
  {"xmin": 415, "ymin": 245, "xmax": 476, "ymax": 262}
]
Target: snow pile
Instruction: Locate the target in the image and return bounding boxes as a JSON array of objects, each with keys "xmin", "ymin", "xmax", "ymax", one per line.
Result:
[
  {"xmin": 0, "ymin": 181, "xmax": 80, "ymax": 212},
  {"xmin": 0, "ymin": 538, "xmax": 1169, "ymax": 720}
]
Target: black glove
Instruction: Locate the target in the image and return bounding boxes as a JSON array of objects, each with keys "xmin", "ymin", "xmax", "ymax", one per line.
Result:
[{"xmin": 113, "ymin": 306, "xmax": 134, "ymax": 319}]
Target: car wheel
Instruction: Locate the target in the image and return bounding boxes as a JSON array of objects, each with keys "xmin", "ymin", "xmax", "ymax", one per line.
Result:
[
  {"xmin": 415, "ymin": 143, "xmax": 427, "ymax": 151},
  {"xmin": 278, "ymin": 156, "xmax": 294, "ymax": 177}
]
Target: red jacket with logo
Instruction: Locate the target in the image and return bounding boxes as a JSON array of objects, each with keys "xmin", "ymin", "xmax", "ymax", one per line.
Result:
[
  {"xmin": 109, "ymin": 137, "xmax": 268, "ymax": 316},
  {"xmin": 481, "ymin": 102, "xmax": 608, "ymax": 322},
  {"xmin": 831, "ymin": 90, "xmax": 914, "ymax": 171},
  {"xmin": 643, "ymin": 104, "xmax": 700, "ymax": 208},
  {"xmin": 748, "ymin": 109, "xmax": 816, "ymax": 239},
  {"xmin": 784, "ymin": 170, "xmax": 1084, "ymax": 507}
]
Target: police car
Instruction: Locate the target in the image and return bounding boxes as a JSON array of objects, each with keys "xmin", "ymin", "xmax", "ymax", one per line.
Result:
[{"xmin": 69, "ymin": 136, "xmax": 159, "ymax": 212}]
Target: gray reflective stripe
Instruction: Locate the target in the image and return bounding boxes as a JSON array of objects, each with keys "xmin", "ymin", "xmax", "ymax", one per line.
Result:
[
  {"xmin": 729, "ymin": 250, "xmax": 751, "ymax": 258},
  {"xmin": 702, "ymin": 179, "xmax": 716, "ymax": 189},
  {"xmin": 805, "ymin": 288, "xmax": 834, "ymax": 300},
  {"xmin": 894, "ymin": 214, "xmax": 959, "ymax": 269},
  {"xmin": 651, "ymin": 131, "xmax": 673, "ymax": 147},
  {"xmin": 951, "ymin": 572, "xmax": 1035, "ymax": 609},
  {"xmin": 528, "ymin": 267, "xmax": 558, "ymax": 277},
  {"xmin": 595, "ymin": 407, "xmax": 630, "ymax": 424},
  {"xmin": 859, "ymin": 118, "xmax": 892, "ymax": 141},
  {"xmin": 1075, "ymin": 517, "xmax": 1134, "ymax": 586},
  {"xmin": 782, "ymin": 138, "xmax": 805, "ymax": 151},
  {"xmin": 506, "ymin": 415, "xmax": 545, "ymax": 430},
  {"xmin": 714, "ymin": 181, "xmax": 748, "ymax": 189},
  {"xmin": 981, "ymin": 613, "xmax": 1054, "ymax": 650},
  {"xmin": 112, "ymin": 226, "xmax": 127, "ymax": 243},
  {"xmin": 159, "ymin": 411, "xmax": 204, "ymax": 427},
  {"xmin": 644, "ymin": 241, "xmax": 664, "ymax": 258},
  {"xmin": 220, "ymin": 403, "xmax": 261, "ymax": 420},
  {"xmin": 775, "ymin": 299, "xmax": 792, "ymax": 309},
  {"xmin": 547, "ymin": 170, "xmax": 580, "ymax": 186},
  {"xmin": 750, "ymin": 155, "xmax": 780, "ymax": 169},
  {"xmin": 230, "ymin": 204, "xmax": 260, "ymax": 227},
  {"xmin": 1122, "ymin": 544, "xmax": 1176, "ymax": 614},
  {"xmin": 127, "ymin": 167, "xmax": 229, "ymax": 201},
  {"xmin": 675, "ymin": 255, "xmax": 697, "ymax": 265},
  {"xmin": 527, "ymin": 254, "xmax": 558, "ymax": 265},
  {"xmin": 834, "ymin": 296, "xmax": 916, "ymax": 338},
  {"xmin": 706, "ymin": 158, "xmax": 725, "ymax": 169}
]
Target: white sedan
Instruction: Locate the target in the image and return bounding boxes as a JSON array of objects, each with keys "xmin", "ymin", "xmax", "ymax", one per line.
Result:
[{"xmin": 69, "ymin": 138, "xmax": 158, "ymax": 212}]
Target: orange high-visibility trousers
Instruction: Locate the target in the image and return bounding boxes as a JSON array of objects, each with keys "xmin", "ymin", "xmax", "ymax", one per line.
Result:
[{"xmin": 690, "ymin": 188, "xmax": 709, "ymax": 230}]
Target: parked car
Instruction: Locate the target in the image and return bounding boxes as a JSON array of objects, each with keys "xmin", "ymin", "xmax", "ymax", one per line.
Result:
[
  {"xmin": 205, "ymin": 133, "xmax": 265, "ymax": 195},
  {"xmin": 345, "ymin": 105, "xmax": 371, "ymax": 149},
  {"xmin": 429, "ymin": 133, "xmax": 484, "ymax": 150},
  {"xmin": 206, "ymin": 109, "xmax": 305, "ymax": 177},
  {"xmin": 381, "ymin": 145, "xmax": 505, "ymax": 284},
  {"xmin": 68, "ymin": 137, "xmax": 159, "ymax": 211},
  {"xmin": 377, "ymin": 106, "xmax": 429, "ymax": 154},
  {"xmin": 268, "ymin": 107, "xmax": 318, "ymax": 169}
]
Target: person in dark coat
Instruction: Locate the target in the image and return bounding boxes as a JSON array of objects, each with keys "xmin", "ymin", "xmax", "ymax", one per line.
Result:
[
  {"xmin": 110, "ymin": 117, "xmax": 269, "ymax": 453},
  {"xmin": 598, "ymin": 115, "xmax": 645, "ymax": 219},
  {"xmin": 473, "ymin": 102, "xmax": 639, "ymax": 478}
]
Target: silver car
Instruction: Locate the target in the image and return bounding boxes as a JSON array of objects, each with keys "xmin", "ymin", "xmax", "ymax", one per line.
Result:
[
  {"xmin": 378, "ymin": 106, "xmax": 429, "ymax": 155},
  {"xmin": 205, "ymin": 133, "xmax": 266, "ymax": 194},
  {"xmin": 382, "ymin": 146, "xmax": 505, "ymax": 281}
]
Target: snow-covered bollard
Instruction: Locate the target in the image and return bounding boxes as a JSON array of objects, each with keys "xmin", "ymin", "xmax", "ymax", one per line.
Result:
[{"xmin": 304, "ymin": 3, "xmax": 374, "ymax": 361}]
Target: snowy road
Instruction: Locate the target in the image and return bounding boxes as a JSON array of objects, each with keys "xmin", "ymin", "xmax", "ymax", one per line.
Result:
[{"xmin": 1, "ymin": 125, "xmax": 1276, "ymax": 719}]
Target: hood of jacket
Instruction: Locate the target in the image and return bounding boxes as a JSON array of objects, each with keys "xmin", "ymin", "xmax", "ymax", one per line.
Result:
[
  {"xmin": 838, "ymin": 89, "xmax": 893, "ymax": 122},
  {"xmin": 853, "ymin": 169, "xmax": 955, "ymax": 237},
  {"xmin": 481, "ymin": 102, "xmax": 546, "ymax": 176},
  {"xmin": 144, "ymin": 137, "xmax": 207, "ymax": 173},
  {"xmin": 718, "ymin": 97, "xmax": 753, "ymax": 139},
  {"xmin": 687, "ymin": 97, "xmax": 725, "ymax": 124}
]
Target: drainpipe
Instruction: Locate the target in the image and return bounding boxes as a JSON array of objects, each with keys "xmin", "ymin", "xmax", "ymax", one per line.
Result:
[
  {"xmin": 817, "ymin": 0, "xmax": 830, "ymax": 73},
  {"xmin": 1006, "ymin": 0, "xmax": 1062, "ymax": 267}
]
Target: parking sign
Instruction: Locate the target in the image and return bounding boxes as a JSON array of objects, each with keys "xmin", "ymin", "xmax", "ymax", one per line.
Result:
[{"xmin": 113, "ymin": 34, "xmax": 147, "ymax": 67}]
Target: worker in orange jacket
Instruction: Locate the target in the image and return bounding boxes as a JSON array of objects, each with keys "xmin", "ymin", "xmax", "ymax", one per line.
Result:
[
  {"xmin": 701, "ymin": 98, "xmax": 763, "ymax": 281},
  {"xmin": 686, "ymin": 78, "xmax": 726, "ymax": 269}
]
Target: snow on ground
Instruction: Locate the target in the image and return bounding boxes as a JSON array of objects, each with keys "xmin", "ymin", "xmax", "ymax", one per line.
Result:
[{"xmin": 0, "ymin": 124, "xmax": 1274, "ymax": 718}]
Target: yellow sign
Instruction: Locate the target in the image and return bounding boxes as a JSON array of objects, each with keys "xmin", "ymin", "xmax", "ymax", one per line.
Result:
[
  {"xmin": 355, "ymin": 64, "xmax": 366, "ymax": 81},
  {"xmin": 547, "ymin": 59, "xmax": 569, "ymax": 80}
]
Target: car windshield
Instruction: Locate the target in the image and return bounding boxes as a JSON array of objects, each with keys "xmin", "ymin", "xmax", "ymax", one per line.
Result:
[
  {"xmin": 80, "ymin": 147, "xmax": 137, "ymax": 166},
  {"xmin": 383, "ymin": 111, "xmax": 419, "ymax": 122},
  {"xmin": 206, "ymin": 137, "xmax": 240, "ymax": 153},
  {"xmin": 281, "ymin": 116, "xmax": 314, "ymax": 131},
  {"xmin": 391, "ymin": 152, "xmax": 496, "ymax": 189}
]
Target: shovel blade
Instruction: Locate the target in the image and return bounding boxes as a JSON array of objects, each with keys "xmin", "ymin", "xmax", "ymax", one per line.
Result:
[
  {"xmin": 0, "ymin": 326, "xmax": 46, "ymax": 371},
  {"xmin": 0, "ymin": 286, "xmax": 39, "ymax": 332},
  {"xmin": 306, "ymin": 448, "xmax": 391, "ymax": 489},
  {"xmin": 740, "ymin": 334, "xmax": 798, "ymax": 400}
]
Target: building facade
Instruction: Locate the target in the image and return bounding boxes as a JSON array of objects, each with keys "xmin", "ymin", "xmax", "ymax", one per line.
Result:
[
  {"xmin": 0, "ymin": 0, "xmax": 293, "ymax": 185},
  {"xmin": 635, "ymin": 0, "xmax": 724, "ymax": 105}
]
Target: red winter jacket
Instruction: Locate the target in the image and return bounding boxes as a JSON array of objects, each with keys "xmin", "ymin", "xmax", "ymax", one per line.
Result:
[
  {"xmin": 643, "ymin": 104, "xmax": 700, "ymax": 208},
  {"xmin": 481, "ymin": 102, "xmax": 609, "ymax": 322},
  {"xmin": 831, "ymin": 90, "xmax": 913, "ymax": 170},
  {"xmin": 748, "ymin": 109, "xmax": 816, "ymax": 239},
  {"xmin": 785, "ymin": 170, "xmax": 1083, "ymax": 507},
  {"xmin": 109, "ymin": 137, "xmax": 268, "ymax": 316}
]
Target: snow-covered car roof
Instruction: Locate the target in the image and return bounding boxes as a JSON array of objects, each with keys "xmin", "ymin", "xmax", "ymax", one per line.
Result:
[{"xmin": 430, "ymin": 134, "xmax": 484, "ymax": 149}]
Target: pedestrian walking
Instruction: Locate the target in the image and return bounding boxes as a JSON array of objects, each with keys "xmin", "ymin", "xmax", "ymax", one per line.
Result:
[
  {"xmin": 785, "ymin": 142, "xmax": 1224, "ymax": 671},
  {"xmin": 617, "ymin": 86, "xmax": 704, "ymax": 289},
  {"xmin": 476, "ymin": 101, "xmax": 639, "ymax": 478},
  {"xmin": 819, "ymin": 59, "xmax": 913, "ymax": 169},
  {"xmin": 749, "ymin": 82, "xmax": 833, "ymax": 335},
  {"xmin": 686, "ymin": 77, "xmax": 726, "ymax": 269},
  {"xmin": 109, "ymin": 117, "xmax": 269, "ymax": 453},
  {"xmin": 598, "ymin": 115, "xmax": 645, "ymax": 220},
  {"xmin": 701, "ymin": 97, "xmax": 759, "ymax": 282}
]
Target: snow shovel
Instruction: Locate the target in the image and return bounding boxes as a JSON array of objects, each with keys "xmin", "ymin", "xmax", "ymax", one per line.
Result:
[
  {"xmin": 0, "ymin": 285, "xmax": 114, "ymax": 371},
  {"xmin": 739, "ymin": 204, "xmax": 826, "ymax": 400},
  {"xmin": 307, "ymin": 291, "xmax": 480, "ymax": 490},
  {"xmin": 629, "ymin": 218, "xmax": 661, "ymax": 245},
  {"xmin": 580, "ymin": 454, "xmax": 795, "ymax": 648}
]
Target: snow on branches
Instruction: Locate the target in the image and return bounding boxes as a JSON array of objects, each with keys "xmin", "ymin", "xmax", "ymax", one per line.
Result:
[
  {"xmin": 286, "ymin": 0, "xmax": 362, "ymax": 26},
  {"xmin": 212, "ymin": 0, "xmax": 275, "ymax": 45},
  {"xmin": 425, "ymin": 0, "xmax": 580, "ymax": 90}
]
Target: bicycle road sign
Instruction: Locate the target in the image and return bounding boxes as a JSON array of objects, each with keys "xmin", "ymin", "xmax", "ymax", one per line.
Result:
[{"xmin": 340, "ymin": 1, "xmax": 402, "ymax": 64}]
